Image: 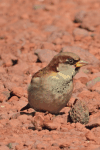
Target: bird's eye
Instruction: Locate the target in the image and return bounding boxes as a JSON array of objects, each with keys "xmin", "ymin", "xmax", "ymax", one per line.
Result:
[
  {"xmin": 65, "ymin": 58, "xmax": 74, "ymax": 64},
  {"xmin": 68, "ymin": 59, "xmax": 74, "ymax": 64}
]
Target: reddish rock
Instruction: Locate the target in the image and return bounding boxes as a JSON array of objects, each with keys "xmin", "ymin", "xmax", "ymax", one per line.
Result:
[
  {"xmin": 33, "ymin": 141, "xmax": 49, "ymax": 149},
  {"xmin": 62, "ymin": 33, "xmax": 74, "ymax": 45},
  {"xmin": 0, "ymin": 145, "xmax": 10, "ymax": 150},
  {"xmin": 74, "ymin": 70, "xmax": 89, "ymax": 83},
  {"xmin": 59, "ymin": 139, "xmax": 70, "ymax": 149},
  {"xmin": 9, "ymin": 119, "xmax": 20, "ymax": 128},
  {"xmin": 0, "ymin": 18, "xmax": 7, "ymax": 26},
  {"xmin": 43, "ymin": 120, "xmax": 60, "ymax": 130},
  {"xmin": 74, "ymin": 10, "xmax": 86, "ymax": 23},
  {"xmin": 15, "ymin": 144, "xmax": 24, "ymax": 150},
  {"xmin": 32, "ymin": 115, "xmax": 44, "ymax": 131},
  {"xmin": 92, "ymin": 127, "xmax": 100, "ymax": 138},
  {"xmin": 77, "ymin": 90, "xmax": 100, "ymax": 113},
  {"xmin": 40, "ymin": 42, "xmax": 56, "ymax": 51},
  {"xmin": 0, "ymin": 91, "xmax": 10, "ymax": 102},
  {"xmin": 75, "ymin": 122, "xmax": 86, "ymax": 132},
  {"xmin": 3, "ymin": 82, "xmax": 17, "ymax": 91},
  {"xmin": 44, "ymin": 25, "xmax": 57, "ymax": 32},
  {"xmin": 93, "ymin": 147, "xmax": 100, "ymax": 150},
  {"xmin": 73, "ymin": 28, "xmax": 89, "ymax": 41},
  {"xmin": 1, "ymin": 53, "xmax": 17, "ymax": 62},
  {"xmin": 18, "ymin": 114, "xmax": 28, "ymax": 124},
  {"xmin": 20, "ymin": 13, "xmax": 29, "ymax": 19},
  {"xmin": 16, "ymin": 99, "xmax": 28, "ymax": 110},
  {"xmin": 11, "ymin": 75, "xmax": 24, "ymax": 84},
  {"xmin": 80, "ymin": 10, "xmax": 100, "ymax": 31},
  {"xmin": 9, "ymin": 96, "xmax": 19, "ymax": 102},
  {"xmin": 27, "ymin": 63, "xmax": 41, "ymax": 75},
  {"xmin": 0, "ymin": 82, "xmax": 4, "ymax": 91},
  {"xmin": 4, "ymin": 59, "xmax": 13, "ymax": 67},
  {"xmin": 8, "ymin": 62, "xmax": 29, "ymax": 75},
  {"xmin": 67, "ymin": 97, "xmax": 76, "ymax": 107},
  {"xmin": 11, "ymin": 87, "xmax": 27, "ymax": 98},
  {"xmin": 86, "ymin": 111, "xmax": 100, "ymax": 128},
  {"xmin": 91, "ymin": 81, "xmax": 100, "ymax": 94},
  {"xmin": 19, "ymin": 96, "xmax": 28, "ymax": 102},
  {"xmin": 9, "ymin": 112, "xmax": 20, "ymax": 120},
  {"xmin": 1, "ymin": 53, "xmax": 18, "ymax": 67},
  {"xmin": 34, "ymin": 49, "xmax": 57, "ymax": 63},
  {"xmin": 73, "ymin": 80, "xmax": 87, "ymax": 95},
  {"xmin": 93, "ymin": 72, "xmax": 100, "ymax": 77},
  {"xmin": 0, "ymin": 67, "xmax": 6, "ymax": 73},
  {"xmin": 19, "ymin": 53, "xmax": 37, "ymax": 63},
  {"xmin": 87, "ymin": 67, "xmax": 99, "ymax": 74},
  {"xmin": 85, "ymin": 131, "xmax": 96, "ymax": 141}
]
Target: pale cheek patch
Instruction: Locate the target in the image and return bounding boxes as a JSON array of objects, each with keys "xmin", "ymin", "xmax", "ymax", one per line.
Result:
[{"xmin": 58, "ymin": 72, "xmax": 70, "ymax": 80}]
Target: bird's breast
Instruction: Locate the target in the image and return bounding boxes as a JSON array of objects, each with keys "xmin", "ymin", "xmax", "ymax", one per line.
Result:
[
  {"xmin": 28, "ymin": 72, "xmax": 73, "ymax": 113},
  {"xmin": 45, "ymin": 73, "xmax": 73, "ymax": 98}
]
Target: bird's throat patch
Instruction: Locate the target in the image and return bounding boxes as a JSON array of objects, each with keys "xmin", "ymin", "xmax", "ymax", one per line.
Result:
[
  {"xmin": 58, "ymin": 72, "xmax": 70, "ymax": 80},
  {"xmin": 50, "ymin": 72, "xmax": 71, "ymax": 80}
]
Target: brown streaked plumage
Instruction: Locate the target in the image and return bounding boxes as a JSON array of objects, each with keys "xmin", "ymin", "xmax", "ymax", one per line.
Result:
[{"xmin": 21, "ymin": 52, "xmax": 88, "ymax": 114}]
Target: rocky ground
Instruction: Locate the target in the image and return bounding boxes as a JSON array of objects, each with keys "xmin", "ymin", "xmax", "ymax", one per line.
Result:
[{"xmin": 0, "ymin": 0, "xmax": 100, "ymax": 150}]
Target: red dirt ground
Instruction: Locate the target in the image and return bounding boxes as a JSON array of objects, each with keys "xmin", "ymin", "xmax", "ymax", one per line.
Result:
[{"xmin": 0, "ymin": 0, "xmax": 100, "ymax": 150}]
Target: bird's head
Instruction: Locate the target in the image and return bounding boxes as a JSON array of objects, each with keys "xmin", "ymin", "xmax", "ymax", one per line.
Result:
[{"xmin": 48, "ymin": 52, "xmax": 88, "ymax": 78}]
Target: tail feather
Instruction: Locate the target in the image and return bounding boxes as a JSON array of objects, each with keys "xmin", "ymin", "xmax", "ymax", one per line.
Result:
[{"xmin": 20, "ymin": 103, "xmax": 31, "ymax": 111}]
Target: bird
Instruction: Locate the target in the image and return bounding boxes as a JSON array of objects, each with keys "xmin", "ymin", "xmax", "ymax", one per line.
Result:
[{"xmin": 20, "ymin": 52, "xmax": 88, "ymax": 114}]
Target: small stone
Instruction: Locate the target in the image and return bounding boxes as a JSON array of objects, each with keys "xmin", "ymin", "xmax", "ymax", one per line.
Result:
[
  {"xmin": 32, "ymin": 115, "xmax": 44, "ymax": 131},
  {"xmin": 73, "ymin": 28, "xmax": 89, "ymax": 41},
  {"xmin": 69, "ymin": 99, "xmax": 89, "ymax": 124},
  {"xmin": 74, "ymin": 10, "xmax": 86, "ymax": 23},
  {"xmin": 43, "ymin": 120, "xmax": 60, "ymax": 130}
]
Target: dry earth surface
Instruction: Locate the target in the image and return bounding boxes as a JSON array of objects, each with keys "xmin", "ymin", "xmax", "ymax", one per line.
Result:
[{"xmin": 0, "ymin": 0, "xmax": 100, "ymax": 150}]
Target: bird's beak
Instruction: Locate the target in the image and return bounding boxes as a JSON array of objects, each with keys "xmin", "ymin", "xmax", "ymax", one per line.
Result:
[{"xmin": 75, "ymin": 60, "xmax": 88, "ymax": 68}]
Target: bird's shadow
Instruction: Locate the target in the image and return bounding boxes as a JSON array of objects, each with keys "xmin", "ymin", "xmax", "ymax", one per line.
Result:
[
  {"xmin": 20, "ymin": 110, "xmax": 65, "ymax": 116},
  {"xmin": 20, "ymin": 111, "xmax": 36, "ymax": 117}
]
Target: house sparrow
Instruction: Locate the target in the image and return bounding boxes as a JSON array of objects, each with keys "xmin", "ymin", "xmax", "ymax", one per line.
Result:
[{"xmin": 21, "ymin": 52, "xmax": 88, "ymax": 114}]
